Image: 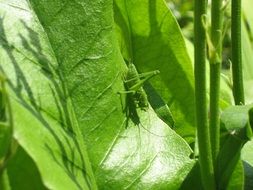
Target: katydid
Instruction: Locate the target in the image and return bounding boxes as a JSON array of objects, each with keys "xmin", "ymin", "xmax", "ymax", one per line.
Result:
[
  {"xmin": 119, "ymin": 63, "xmax": 160, "ymax": 111},
  {"xmin": 118, "ymin": 62, "xmax": 166, "ymax": 137}
]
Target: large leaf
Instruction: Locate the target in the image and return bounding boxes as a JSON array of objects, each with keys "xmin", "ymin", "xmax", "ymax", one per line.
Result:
[
  {"xmin": 114, "ymin": 0, "xmax": 196, "ymax": 144},
  {"xmin": 28, "ymin": 0, "xmax": 195, "ymax": 189},
  {"xmin": 0, "ymin": 1, "xmax": 97, "ymax": 189}
]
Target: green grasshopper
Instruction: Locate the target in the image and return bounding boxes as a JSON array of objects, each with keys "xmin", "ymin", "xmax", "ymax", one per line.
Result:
[{"xmin": 118, "ymin": 62, "xmax": 160, "ymax": 127}]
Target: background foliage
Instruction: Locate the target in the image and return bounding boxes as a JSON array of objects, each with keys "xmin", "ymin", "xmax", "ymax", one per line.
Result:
[{"xmin": 0, "ymin": 0, "xmax": 253, "ymax": 189}]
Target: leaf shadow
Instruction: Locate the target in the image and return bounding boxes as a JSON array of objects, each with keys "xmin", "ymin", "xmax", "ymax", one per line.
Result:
[
  {"xmin": 114, "ymin": 0, "xmax": 196, "ymax": 142},
  {"xmin": 0, "ymin": 16, "xmax": 92, "ymax": 189}
]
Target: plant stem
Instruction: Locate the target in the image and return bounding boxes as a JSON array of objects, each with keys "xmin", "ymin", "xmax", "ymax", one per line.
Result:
[
  {"xmin": 231, "ymin": 0, "xmax": 245, "ymax": 105},
  {"xmin": 210, "ymin": 0, "xmax": 223, "ymax": 171},
  {"xmin": 194, "ymin": 0, "xmax": 216, "ymax": 189}
]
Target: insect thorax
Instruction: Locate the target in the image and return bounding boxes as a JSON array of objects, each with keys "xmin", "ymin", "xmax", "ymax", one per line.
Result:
[{"xmin": 125, "ymin": 63, "xmax": 141, "ymax": 88}]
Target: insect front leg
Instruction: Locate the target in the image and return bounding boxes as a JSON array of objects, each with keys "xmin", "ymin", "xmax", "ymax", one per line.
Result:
[
  {"xmin": 117, "ymin": 90, "xmax": 136, "ymax": 94},
  {"xmin": 124, "ymin": 70, "xmax": 160, "ymax": 89},
  {"xmin": 124, "ymin": 70, "xmax": 159, "ymax": 83}
]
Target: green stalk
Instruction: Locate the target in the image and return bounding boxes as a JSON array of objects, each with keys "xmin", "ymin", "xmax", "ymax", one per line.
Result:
[
  {"xmin": 231, "ymin": 0, "xmax": 245, "ymax": 105},
  {"xmin": 210, "ymin": 0, "xmax": 223, "ymax": 170},
  {"xmin": 194, "ymin": 1, "xmax": 216, "ymax": 189}
]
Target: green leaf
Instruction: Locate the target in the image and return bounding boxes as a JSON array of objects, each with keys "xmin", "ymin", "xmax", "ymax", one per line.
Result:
[
  {"xmin": 242, "ymin": 140, "xmax": 253, "ymax": 190},
  {"xmin": 114, "ymin": 0, "xmax": 196, "ymax": 144},
  {"xmin": 242, "ymin": 0, "xmax": 253, "ymax": 38},
  {"xmin": 240, "ymin": 16, "xmax": 253, "ymax": 104},
  {"xmin": 220, "ymin": 104, "xmax": 253, "ymax": 135},
  {"xmin": 218, "ymin": 104, "xmax": 253, "ymax": 189},
  {"xmin": 241, "ymin": 18, "xmax": 253, "ymax": 81},
  {"xmin": 242, "ymin": 0, "xmax": 253, "ymax": 104},
  {"xmin": 144, "ymin": 82, "xmax": 175, "ymax": 128},
  {"xmin": 7, "ymin": 146, "xmax": 47, "ymax": 190},
  {"xmin": 179, "ymin": 162, "xmax": 203, "ymax": 190},
  {"xmin": 0, "ymin": 1, "xmax": 97, "ymax": 189},
  {"xmin": 226, "ymin": 160, "xmax": 244, "ymax": 190}
]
